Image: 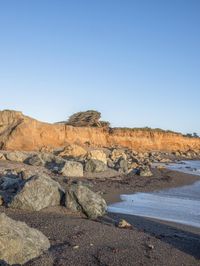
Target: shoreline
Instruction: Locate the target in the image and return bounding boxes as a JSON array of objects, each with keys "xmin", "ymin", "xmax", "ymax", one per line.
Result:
[
  {"xmin": 102, "ymin": 167, "xmax": 200, "ymax": 233},
  {"xmin": 94, "ymin": 168, "xmax": 200, "ymax": 234},
  {"xmin": 1, "ymin": 161, "xmax": 200, "ymax": 265},
  {"xmin": 93, "ymin": 167, "xmax": 200, "ymax": 204}
]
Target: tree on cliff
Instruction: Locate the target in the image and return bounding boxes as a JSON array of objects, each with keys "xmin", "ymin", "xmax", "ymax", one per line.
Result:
[{"xmin": 65, "ymin": 110, "xmax": 110, "ymax": 128}]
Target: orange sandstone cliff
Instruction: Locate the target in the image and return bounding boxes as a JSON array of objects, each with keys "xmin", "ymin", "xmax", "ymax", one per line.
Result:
[{"xmin": 0, "ymin": 110, "xmax": 200, "ymax": 152}]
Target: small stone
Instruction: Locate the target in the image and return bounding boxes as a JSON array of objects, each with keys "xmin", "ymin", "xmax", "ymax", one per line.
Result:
[
  {"xmin": 118, "ymin": 219, "xmax": 132, "ymax": 229},
  {"xmin": 146, "ymin": 243, "xmax": 154, "ymax": 250}
]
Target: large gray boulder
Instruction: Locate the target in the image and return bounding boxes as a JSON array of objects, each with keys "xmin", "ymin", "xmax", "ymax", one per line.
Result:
[
  {"xmin": 9, "ymin": 174, "xmax": 64, "ymax": 211},
  {"xmin": 60, "ymin": 161, "xmax": 83, "ymax": 177},
  {"xmin": 66, "ymin": 183, "xmax": 107, "ymax": 219},
  {"xmin": 85, "ymin": 159, "xmax": 107, "ymax": 173},
  {"xmin": 0, "ymin": 213, "xmax": 50, "ymax": 265}
]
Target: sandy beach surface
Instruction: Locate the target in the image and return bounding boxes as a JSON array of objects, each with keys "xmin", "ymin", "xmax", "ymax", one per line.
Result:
[{"xmin": 1, "ymin": 162, "xmax": 200, "ymax": 266}]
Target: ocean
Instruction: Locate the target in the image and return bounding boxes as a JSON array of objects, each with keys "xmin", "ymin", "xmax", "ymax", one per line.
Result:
[{"xmin": 108, "ymin": 160, "xmax": 200, "ymax": 228}]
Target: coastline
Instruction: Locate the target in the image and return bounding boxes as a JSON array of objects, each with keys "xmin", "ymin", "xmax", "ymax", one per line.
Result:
[
  {"xmin": 93, "ymin": 167, "xmax": 200, "ymax": 204},
  {"xmin": 1, "ymin": 161, "xmax": 200, "ymax": 265}
]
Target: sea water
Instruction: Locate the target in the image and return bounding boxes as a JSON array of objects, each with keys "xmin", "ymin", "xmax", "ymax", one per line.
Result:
[{"xmin": 108, "ymin": 161, "xmax": 200, "ymax": 228}]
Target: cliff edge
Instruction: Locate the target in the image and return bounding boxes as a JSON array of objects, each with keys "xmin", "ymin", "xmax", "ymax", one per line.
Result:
[{"xmin": 0, "ymin": 110, "xmax": 200, "ymax": 152}]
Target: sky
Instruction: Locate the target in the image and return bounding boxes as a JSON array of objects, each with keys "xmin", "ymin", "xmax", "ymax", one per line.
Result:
[{"xmin": 0, "ymin": 0, "xmax": 200, "ymax": 134}]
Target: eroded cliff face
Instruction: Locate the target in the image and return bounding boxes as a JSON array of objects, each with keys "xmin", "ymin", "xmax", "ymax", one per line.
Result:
[{"xmin": 1, "ymin": 110, "xmax": 200, "ymax": 152}]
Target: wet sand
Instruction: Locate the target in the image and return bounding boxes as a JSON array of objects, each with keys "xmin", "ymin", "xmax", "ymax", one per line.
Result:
[{"xmin": 1, "ymin": 163, "xmax": 200, "ymax": 265}]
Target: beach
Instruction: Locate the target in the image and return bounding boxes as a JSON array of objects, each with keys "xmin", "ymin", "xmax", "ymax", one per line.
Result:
[{"xmin": 0, "ymin": 161, "xmax": 200, "ymax": 266}]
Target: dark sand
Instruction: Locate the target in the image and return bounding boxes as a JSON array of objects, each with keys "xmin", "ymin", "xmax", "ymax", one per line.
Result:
[{"xmin": 0, "ymin": 162, "xmax": 200, "ymax": 266}]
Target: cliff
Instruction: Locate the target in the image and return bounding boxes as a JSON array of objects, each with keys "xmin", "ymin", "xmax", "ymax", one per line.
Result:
[{"xmin": 0, "ymin": 110, "xmax": 200, "ymax": 152}]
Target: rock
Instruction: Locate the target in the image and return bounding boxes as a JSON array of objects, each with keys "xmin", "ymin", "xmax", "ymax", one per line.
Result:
[
  {"xmin": 1, "ymin": 169, "xmax": 19, "ymax": 179},
  {"xmin": 26, "ymin": 153, "xmax": 46, "ymax": 166},
  {"xmin": 145, "ymin": 243, "xmax": 154, "ymax": 250},
  {"xmin": 0, "ymin": 152, "xmax": 6, "ymax": 160},
  {"xmin": 129, "ymin": 162, "xmax": 138, "ymax": 170},
  {"xmin": 26, "ymin": 153, "xmax": 66, "ymax": 170},
  {"xmin": 0, "ymin": 195, "xmax": 3, "ymax": 205},
  {"xmin": 173, "ymin": 151, "xmax": 181, "ymax": 157},
  {"xmin": 85, "ymin": 159, "xmax": 107, "ymax": 173},
  {"xmin": 2, "ymin": 168, "xmax": 39, "ymax": 181},
  {"xmin": 159, "ymin": 158, "xmax": 171, "ymax": 163},
  {"xmin": 58, "ymin": 144, "xmax": 87, "ymax": 158},
  {"xmin": 0, "ymin": 213, "xmax": 50, "ymax": 265},
  {"xmin": 139, "ymin": 166, "xmax": 153, "ymax": 177},
  {"xmin": 0, "ymin": 177, "xmax": 22, "ymax": 191},
  {"xmin": 156, "ymin": 165, "xmax": 166, "ymax": 170},
  {"xmin": 0, "ymin": 173, "xmax": 24, "ymax": 204},
  {"xmin": 115, "ymin": 158, "xmax": 128, "ymax": 173},
  {"xmin": 66, "ymin": 183, "xmax": 107, "ymax": 219},
  {"xmin": 19, "ymin": 169, "xmax": 37, "ymax": 180},
  {"xmin": 118, "ymin": 219, "xmax": 132, "ymax": 229},
  {"xmin": 111, "ymin": 149, "xmax": 127, "ymax": 162},
  {"xmin": 9, "ymin": 174, "xmax": 64, "ymax": 211},
  {"xmin": 107, "ymin": 158, "xmax": 115, "ymax": 168},
  {"xmin": 5, "ymin": 151, "xmax": 30, "ymax": 162},
  {"xmin": 60, "ymin": 161, "xmax": 83, "ymax": 177},
  {"xmin": 87, "ymin": 150, "xmax": 107, "ymax": 164}
]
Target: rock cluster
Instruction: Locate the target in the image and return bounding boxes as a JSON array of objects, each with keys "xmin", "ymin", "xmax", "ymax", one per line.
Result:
[
  {"xmin": 0, "ymin": 167, "xmax": 106, "ymax": 215},
  {"xmin": 0, "ymin": 169, "xmax": 107, "ymax": 264},
  {"xmin": 1, "ymin": 145, "xmax": 200, "ymax": 182},
  {"xmin": 0, "ymin": 143, "xmax": 200, "ymax": 264}
]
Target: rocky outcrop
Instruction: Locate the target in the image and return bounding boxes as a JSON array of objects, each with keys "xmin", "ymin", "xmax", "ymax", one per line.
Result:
[
  {"xmin": 0, "ymin": 213, "xmax": 50, "ymax": 265},
  {"xmin": 9, "ymin": 174, "xmax": 64, "ymax": 211},
  {"xmin": 1, "ymin": 110, "xmax": 200, "ymax": 153},
  {"xmin": 66, "ymin": 183, "xmax": 107, "ymax": 218}
]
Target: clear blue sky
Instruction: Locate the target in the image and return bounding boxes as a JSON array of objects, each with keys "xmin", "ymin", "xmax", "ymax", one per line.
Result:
[{"xmin": 0, "ymin": 0, "xmax": 199, "ymax": 134}]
